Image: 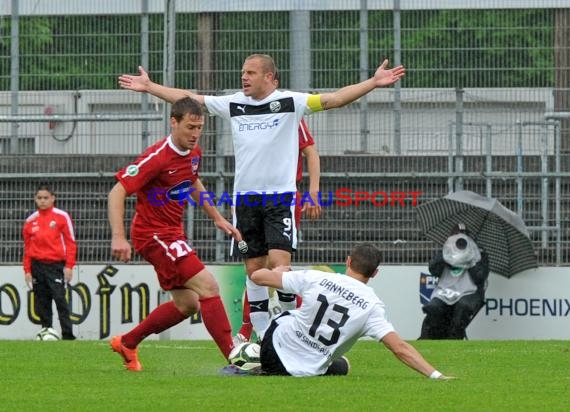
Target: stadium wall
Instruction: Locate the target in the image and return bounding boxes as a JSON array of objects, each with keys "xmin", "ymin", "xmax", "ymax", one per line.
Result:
[
  {"xmin": 1, "ymin": 264, "xmax": 568, "ymax": 340},
  {"xmin": 0, "ymin": 88, "xmax": 554, "ymax": 156}
]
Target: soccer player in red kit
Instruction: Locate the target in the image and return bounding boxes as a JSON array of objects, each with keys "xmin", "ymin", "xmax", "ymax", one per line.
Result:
[
  {"xmin": 294, "ymin": 118, "xmax": 322, "ymax": 229},
  {"xmin": 108, "ymin": 97, "xmax": 242, "ymax": 371}
]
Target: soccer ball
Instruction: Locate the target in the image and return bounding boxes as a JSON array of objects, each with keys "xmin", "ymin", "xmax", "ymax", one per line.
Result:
[
  {"xmin": 228, "ymin": 342, "xmax": 261, "ymax": 371},
  {"xmin": 36, "ymin": 327, "xmax": 60, "ymax": 341}
]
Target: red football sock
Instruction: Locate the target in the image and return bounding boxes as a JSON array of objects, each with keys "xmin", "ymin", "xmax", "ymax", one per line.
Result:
[
  {"xmin": 122, "ymin": 300, "xmax": 186, "ymax": 349},
  {"xmin": 238, "ymin": 290, "xmax": 253, "ymax": 340},
  {"xmin": 200, "ymin": 296, "xmax": 233, "ymax": 359}
]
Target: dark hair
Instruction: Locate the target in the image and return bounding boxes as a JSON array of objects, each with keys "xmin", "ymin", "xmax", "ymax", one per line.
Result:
[
  {"xmin": 349, "ymin": 243, "xmax": 382, "ymax": 277},
  {"xmin": 35, "ymin": 183, "xmax": 54, "ymax": 196},
  {"xmin": 170, "ymin": 97, "xmax": 204, "ymax": 122}
]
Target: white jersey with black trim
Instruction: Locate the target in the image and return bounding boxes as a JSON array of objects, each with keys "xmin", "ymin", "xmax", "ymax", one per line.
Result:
[
  {"xmin": 274, "ymin": 269, "xmax": 396, "ymax": 377},
  {"xmin": 204, "ymin": 90, "xmax": 313, "ymax": 195}
]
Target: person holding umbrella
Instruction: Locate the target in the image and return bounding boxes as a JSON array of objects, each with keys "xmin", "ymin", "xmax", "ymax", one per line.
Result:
[
  {"xmin": 416, "ymin": 190, "xmax": 536, "ymax": 278},
  {"xmin": 419, "ymin": 223, "xmax": 489, "ymax": 340}
]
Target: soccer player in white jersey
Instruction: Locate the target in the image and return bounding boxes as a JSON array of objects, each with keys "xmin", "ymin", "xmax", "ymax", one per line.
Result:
[
  {"xmin": 118, "ymin": 55, "xmax": 405, "ymax": 340},
  {"xmin": 250, "ymin": 243, "xmax": 452, "ymax": 379}
]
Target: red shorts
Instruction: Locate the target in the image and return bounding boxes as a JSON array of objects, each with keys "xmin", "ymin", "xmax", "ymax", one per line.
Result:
[{"xmin": 132, "ymin": 232, "xmax": 205, "ymax": 291}]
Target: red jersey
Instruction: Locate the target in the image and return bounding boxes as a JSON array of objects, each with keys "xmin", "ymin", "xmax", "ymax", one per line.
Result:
[
  {"xmin": 115, "ymin": 136, "xmax": 202, "ymax": 241},
  {"xmin": 295, "ymin": 119, "xmax": 316, "ymax": 228},
  {"xmin": 22, "ymin": 206, "xmax": 77, "ymax": 273},
  {"xmin": 297, "ymin": 118, "xmax": 315, "ymax": 184}
]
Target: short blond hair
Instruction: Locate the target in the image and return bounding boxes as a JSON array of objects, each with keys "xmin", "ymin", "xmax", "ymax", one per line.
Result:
[{"xmin": 245, "ymin": 54, "xmax": 278, "ymax": 81}]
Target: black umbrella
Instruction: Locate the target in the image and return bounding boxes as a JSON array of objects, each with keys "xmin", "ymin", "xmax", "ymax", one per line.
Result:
[{"xmin": 416, "ymin": 190, "xmax": 537, "ymax": 278}]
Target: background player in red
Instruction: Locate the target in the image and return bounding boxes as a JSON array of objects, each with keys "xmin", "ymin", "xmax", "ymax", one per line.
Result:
[
  {"xmin": 236, "ymin": 118, "xmax": 321, "ymax": 342},
  {"xmin": 295, "ymin": 117, "xmax": 322, "ymax": 229},
  {"xmin": 23, "ymin": 184, "xmax": 77, "ymax": 340},
  {"xmin": 108, "ymin": 97, "xmax": 242, "ymax": 371}
]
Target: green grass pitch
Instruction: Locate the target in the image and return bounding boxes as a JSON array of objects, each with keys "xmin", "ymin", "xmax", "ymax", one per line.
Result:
[{"xmin": 1, "ymin": 340, "xmax": 568, "ymax": 411}]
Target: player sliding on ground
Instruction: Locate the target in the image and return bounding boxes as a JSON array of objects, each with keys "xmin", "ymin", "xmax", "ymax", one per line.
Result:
[{"xmin": 249, "ymin": 243, "xmax": 454, "ymax": 378}]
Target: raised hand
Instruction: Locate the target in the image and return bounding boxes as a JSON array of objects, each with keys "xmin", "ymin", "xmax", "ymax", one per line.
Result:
[
  {"xmin": 118, "ymin": 66, "xmax": 151, "ymax": 92},
  {"xmin": 373, "ymin": 59, "xmax": 405, "ymax": 87}
]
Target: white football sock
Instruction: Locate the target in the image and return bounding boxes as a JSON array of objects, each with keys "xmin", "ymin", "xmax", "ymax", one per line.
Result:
[{"xmin": 246, "ymin": 277, "xmax": 270, "ymax": 340}]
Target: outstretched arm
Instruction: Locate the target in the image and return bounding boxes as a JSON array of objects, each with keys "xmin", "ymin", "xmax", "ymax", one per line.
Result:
[
  {"xmin": 118, "ymin": 66, "xmax": 205, "ymax": 105},
  {"xmin": 250, "ymin": 267, "xmax": 290, "ymax": 289},
  {"xmin": 381, "ymin": 332, "xmax": 453, "ymax": 379},
  {"xmin": 319, "ymin": 59, "xmax": 405, "ymax": 110}
]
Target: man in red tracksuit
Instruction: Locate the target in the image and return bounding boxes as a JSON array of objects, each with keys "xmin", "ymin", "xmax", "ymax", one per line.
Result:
[{"xmin": 23, "ymin": 184, "xmax": 77, "ymax": 340}]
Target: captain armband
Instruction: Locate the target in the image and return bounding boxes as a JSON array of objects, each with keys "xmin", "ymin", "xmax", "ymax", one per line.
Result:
[{"xmin": 307, "ymin": 94, "xmax": 324, "ymax": 112}]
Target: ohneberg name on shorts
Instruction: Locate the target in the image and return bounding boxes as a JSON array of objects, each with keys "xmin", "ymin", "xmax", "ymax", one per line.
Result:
[{"xmin": 147, "ymin": 187, "xmax": 422, "ymax": 207}]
